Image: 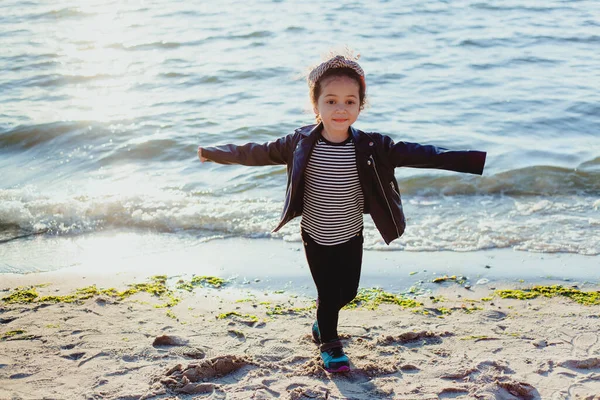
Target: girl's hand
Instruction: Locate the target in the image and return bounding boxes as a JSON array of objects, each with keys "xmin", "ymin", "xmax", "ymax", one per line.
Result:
[{"xmin": 198, "ymin": 146, "xmax": 207, "ymax": 163}]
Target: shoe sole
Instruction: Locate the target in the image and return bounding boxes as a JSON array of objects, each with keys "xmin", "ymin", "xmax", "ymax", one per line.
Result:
[{"xmin": 326, "ymin": 365, "xmax": 350, "ymax": 373}]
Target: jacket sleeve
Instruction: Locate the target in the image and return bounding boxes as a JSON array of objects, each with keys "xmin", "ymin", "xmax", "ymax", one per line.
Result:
[
  {"xmin": 201, "ymin": 133, "xmax": 294, "ymax": 166},
  {"xmin": 383, "ymin": 135, "xmax": 487, "ymax": 175}
]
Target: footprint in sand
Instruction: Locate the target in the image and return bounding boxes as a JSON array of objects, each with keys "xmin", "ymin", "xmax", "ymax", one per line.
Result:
[
  {"xmin": 567, "ymin": 381, "xmax": 600, "ymax": 399},
  {"xmin": 287, "ymin": 384, "xmax": 330, "ymax": 400},
  {"xmin": 572, "ymin": 333, "xmax": 598, "ymax": 357},
  {"xmin": 169, "ymin": 346, "xmax": 207, "ymax": 360},
  {"xmin": 479, "ymin": 310, "xmax": 507, "ymax": 321},
  {"xmin": 254, "ymin": 344, "xmax": 294, "ymax": 361},
  {"xmin": 556, "ymin": 330, "xmax": 599, "ymax": 357}
]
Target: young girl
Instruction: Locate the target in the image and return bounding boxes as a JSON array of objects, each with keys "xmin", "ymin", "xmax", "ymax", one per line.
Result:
[{"xmin": 198, "ymin": 54, "xmax": 486, "ymax": 373}]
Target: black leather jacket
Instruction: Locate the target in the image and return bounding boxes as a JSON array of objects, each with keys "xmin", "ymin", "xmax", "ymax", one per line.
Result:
[{"xmin": 201, "ymin": 123, "xmax": 486, "ymax": 244}]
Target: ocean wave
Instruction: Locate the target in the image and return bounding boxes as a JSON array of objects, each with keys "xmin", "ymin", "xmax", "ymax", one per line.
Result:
[
  {"xmin": 33, "ymin": 7, "xmax": 93, "ymax": 20},
  {"xmin": 399, "ymin": 164, "xmax": 600, "ymax": 196},
  {"xmin": 0, "ymin": 188, "xmax": 282, "ymax": 237},
  {"xmin": 457, "ymin": 38, "xmax": 515, "ymax": 49},
  {"xmin": 155, "ymin": 67, "xmax": 288, "ymax": 86},
  {"xmin": 531, "ymin": 35, "xmax": 600, "ymax": 45},
  {"xmin": 458, "ymin": 33, "xmax": 600, "ymax": 50},
  {"xmin": 119, "ymin": 41, "xmax": 183, "ymax": 50},
  {"xmin": 0, "ymin": 121, "xmax": 98, "ymax": 151},
  {"xmin": 201, "ymin": 30, "xmax": 274, "ymax": 44},
  {"xmin": 469, "ymin": 3, "xmax": 568, "ymax": 12},
  {"xmin": 0, "ymin": 187, "xmax": 597, "ymax": 255},
  {"xmin": 98, "ymin": 138, "xmax": 190, "ymax": 163},
  {"xmin": 103, "ymin": 30, "xmax": 274, "ymax": 52},
  {"xmin": 159, "ymin": 72, "xmax": 191, "ymax": 79},
  {"xmin": 7, "ymin": 73, "xmax": 113, "ymax": 89}
]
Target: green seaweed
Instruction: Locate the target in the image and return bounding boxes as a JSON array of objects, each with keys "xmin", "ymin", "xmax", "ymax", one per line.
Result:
[
  {"xmin": 177, "ymin": 276, "xmax": 226, "ymax": 291},
  {"xmin": 265, "ymin": 304, "xmax": 315, "ymax": 316},
  {"xmin": 345, "ymin": 288, "xmax": 422, "ymax": 310},
  {"xmin": 154, "ymin": 294, "xmax": 181, "ymax": 308},
  {"xmin": 2, "ymin": 287, "xmax": 39, "ymax": 304},
  {"xmin": 436, "ymin": 307, "xmax": 452, "ymax": 315},
  {"xmin": 461, "ymin": 305, "xmax": 483, "ymax": 314},
  {"xmin": 217, "ymin": 311, "xmax": 259, "ymax": 323},
  {"xmin": 1, "ymin": 329, "xmax": 26, "ymax": 340},
  {"xmin": 1, "ymin": 275, "xmax": 178, "ymax": 309},
  {"xmin": 495, "ymin": 285, "xmax": 600, "ymax": 306},
  {"xmin": 235, "ymin": 298, "xmax": 256, "ymax": 303},
  {"xmin": 121, "ymin": 275, "xmax": 169, "ymax": 298}
]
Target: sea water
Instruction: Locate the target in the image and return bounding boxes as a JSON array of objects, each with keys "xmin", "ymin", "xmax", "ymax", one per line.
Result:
[{"xmin": 1, "ymin": 0, "xmax": 599, "ymax": 275}]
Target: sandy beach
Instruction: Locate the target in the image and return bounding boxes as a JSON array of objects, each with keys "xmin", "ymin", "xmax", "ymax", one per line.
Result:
[
  {"xmin": 3, "ymin": 0, "xmax": 600, "ymax": 398},
  {"xmin": 2, "ymin": 237, "xmax": 600, "ymax": 400}
]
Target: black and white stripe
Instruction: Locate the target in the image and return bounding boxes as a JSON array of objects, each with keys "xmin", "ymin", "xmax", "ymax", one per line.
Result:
[{"xmin": 301, "ymin": 137, "xmax": 364, "ymax": 245}]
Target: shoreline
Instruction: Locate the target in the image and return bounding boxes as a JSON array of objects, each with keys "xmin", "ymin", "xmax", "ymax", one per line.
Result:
[{"xmin": 2, "ymin": 232, "xmax": 599, "ymax": 295}]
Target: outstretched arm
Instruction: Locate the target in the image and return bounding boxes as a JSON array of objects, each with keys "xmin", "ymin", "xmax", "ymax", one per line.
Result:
[
  {"xmin": 383, "ymin": 135, "xmax": 486, "ymax": 175},
  {"xmin": 198, "ymin": 134, "xmax": 293, "ymax": 166}
]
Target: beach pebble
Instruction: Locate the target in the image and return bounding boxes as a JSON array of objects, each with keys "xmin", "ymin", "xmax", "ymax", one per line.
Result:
[
  {"xmin": 476, "ymin": 279, "xmax": 489, "ymax": 285},
  {"xmin": 533, "ymin": 339, "xmax": 548, "ymax": 348},
  {"xmin": 9, "ymin": 373, "xmax": 33, "ymax": 379},
  {"xmin": 153, "ymin": 335, "xmax": 189, "ymax": 347},
  {"xmin": 400, "ymin": 364, "xmax": 419, "ymax": 371}
]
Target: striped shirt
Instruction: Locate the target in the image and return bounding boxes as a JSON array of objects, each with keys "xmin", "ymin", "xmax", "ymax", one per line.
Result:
[{"xmin": 301, "ymin": 136, "xmax": 364, "ymax": 245}]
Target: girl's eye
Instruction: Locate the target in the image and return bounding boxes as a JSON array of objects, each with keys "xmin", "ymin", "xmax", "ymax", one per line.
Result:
[
  {"xmin": 327, "ymin": 100, "xmax": 336, "ymax": 105},
  {"xmin": 347, "ymin": 101, "xmax": 356, "ymax": 105}
]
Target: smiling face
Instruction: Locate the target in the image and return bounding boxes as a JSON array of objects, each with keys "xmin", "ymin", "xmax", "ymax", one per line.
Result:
[{"xmin": 314, "ymin": 75, "xmax": 361, "ymax": 141}]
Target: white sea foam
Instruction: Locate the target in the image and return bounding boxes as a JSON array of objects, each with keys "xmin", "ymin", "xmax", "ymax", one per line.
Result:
[{"xmin": 5, "ymin": 187, "xmax": 597, "ymax": 255}]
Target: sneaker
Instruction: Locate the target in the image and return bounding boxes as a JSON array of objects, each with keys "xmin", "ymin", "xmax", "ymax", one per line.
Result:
[
  {"xmin": 320, "ymin": 340, "xmax": 350, "ymax": 373},
  {"xmin": 312, "ymin": 320, "xmax": 321, "ymax": 345}
]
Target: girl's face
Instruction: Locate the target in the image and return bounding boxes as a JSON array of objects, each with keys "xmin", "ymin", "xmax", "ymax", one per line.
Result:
[{"xmin": 314, "ymin": 75, "xmax": 361, "ymax": 139}]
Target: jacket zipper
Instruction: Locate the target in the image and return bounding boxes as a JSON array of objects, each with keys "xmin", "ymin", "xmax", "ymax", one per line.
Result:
[
  {"xmin": 390, "ymin": 181, "xmax": 400, "ymax": 196},
  {"xmin": 277, "ymin": 145, "xmax": 298, "ymax": 230},
  {"xmin": 369, "ymin": 155, "xmax": 401, "ymax": 238},
  {"xmin": 281, "ymin": 165, "xmax": 293, "ymax": 221}
]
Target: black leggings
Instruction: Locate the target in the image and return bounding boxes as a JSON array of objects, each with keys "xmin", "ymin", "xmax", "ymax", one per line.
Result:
[{"xmin": 301, "ymin": 229, "xmax": 363, "ymax": 343}]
